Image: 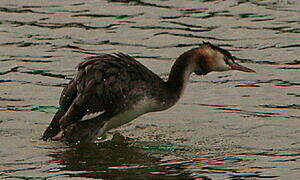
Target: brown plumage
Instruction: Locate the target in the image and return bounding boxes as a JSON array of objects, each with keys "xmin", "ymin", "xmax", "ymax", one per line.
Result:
[
  {"xmin": 42, "ymin": 53, "xmax": 171, "ymax": 142},
  {"xmin": 42, "ymin": 42, "xmax": 255, "ymax": 143}
]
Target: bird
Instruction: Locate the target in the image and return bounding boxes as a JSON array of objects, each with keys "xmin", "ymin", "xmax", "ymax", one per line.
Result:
[{"xmin": 42, "ymin": 41, "xmax": 255, "ymax": 143}]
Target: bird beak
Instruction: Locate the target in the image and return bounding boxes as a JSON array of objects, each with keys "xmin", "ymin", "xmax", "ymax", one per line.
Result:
[{"xmin": 229, "ymin": 62, "xmax": 255, "ymax": 73}]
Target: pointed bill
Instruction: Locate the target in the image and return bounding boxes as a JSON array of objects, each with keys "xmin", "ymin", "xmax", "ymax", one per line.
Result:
[{"xmin": 229, "ymin": 62, "xmax": 255, "ymax": 73}]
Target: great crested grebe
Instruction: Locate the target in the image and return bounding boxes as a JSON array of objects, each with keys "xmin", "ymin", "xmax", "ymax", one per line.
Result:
[{"xmin": 42, "ymin": 42, "xmax": 255, "ymax": 143}]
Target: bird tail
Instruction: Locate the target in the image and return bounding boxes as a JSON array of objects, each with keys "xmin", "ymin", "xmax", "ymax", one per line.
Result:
[
  {"xmin": 41, "ymin": 114, "xmax": 107, "ymax": 143},
  {"xmin": 41, "ymin": 109, "xmax": 66, "ymax": 140},
  {"xmin": 48, "ymin": 112, "xmax": 111, "ymax": 143},
  {"xmin": 59, "ymin": 118, "xmax": 107, "ymax": 143}
]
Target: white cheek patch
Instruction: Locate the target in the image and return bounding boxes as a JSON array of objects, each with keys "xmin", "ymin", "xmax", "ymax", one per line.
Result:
[{"xmin": 211, "ymin": 53, "xmax": 231, "ymax": 71}]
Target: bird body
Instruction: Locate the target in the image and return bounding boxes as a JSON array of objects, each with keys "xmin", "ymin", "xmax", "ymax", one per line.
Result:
[{"xmin": 42, "ymin": 42, "xmax": 255, "ymax": 143}]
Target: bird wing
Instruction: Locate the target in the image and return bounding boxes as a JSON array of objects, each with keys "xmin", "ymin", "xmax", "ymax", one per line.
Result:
[{"xmin": 42, "ymin": 53, "xmax": 161, "ymax": 140}]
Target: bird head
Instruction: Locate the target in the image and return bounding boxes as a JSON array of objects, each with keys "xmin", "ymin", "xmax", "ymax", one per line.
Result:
[{"xmin": 193, "ymin": 42, "xmax": 255, "ymax": 75}]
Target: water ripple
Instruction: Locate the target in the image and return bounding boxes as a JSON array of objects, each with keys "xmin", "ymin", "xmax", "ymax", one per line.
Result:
[
  {"xmin": 3, "ymin": 20, "xmax": 111, "ymax": 30},
  {"xmin": 131, "ymin": 25, "xmax": 211, "ymax": 33},
  {"xmin": 216, "ymin": 107, "xmax": 281, "ymax": 118},
  {"xmin": 0, "ymin": 66, "xmax": 21, "ymax": 75},
  {"xmin": 72, "ymin": 12, "xmax": 144, "ymax": 19},
  {"xmin": 20, "ymin": 70, "xmax": 68, "ymax": 79},
  {"xmin": 260, "ymin": 104, "xmax": 300, "ymax": 110},
  {"xmin": 235, "ymin": 79, "xmax": 300, "ymax": 87},
  {"xmin": 0, "ymin": 104, "xmax": 57, "ymax": 112},
  {"xmin": 153, "ymin": 32, "xmax": 236, "ymax": 41},
  {"xmin": 0, "ymin": 97, "xmax": 23, "ymax": 102},
  {"xmin": 0, "ymin": 6, "xmax": 52, "ymax": 14},
  {"xmin": 107, "ymin": 0, "xmax": 174, "ymax": 8}
]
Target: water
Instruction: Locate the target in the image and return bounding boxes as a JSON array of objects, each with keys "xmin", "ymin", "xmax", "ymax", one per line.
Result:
[{"xmin": 0, "ymin": 0, "xmax": 299, "ymax": 179}]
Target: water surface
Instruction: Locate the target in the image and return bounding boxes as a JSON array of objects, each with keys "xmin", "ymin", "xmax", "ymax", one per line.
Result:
[{"xmin": 0, "ymin": 0, "xmax": 299, "ymax": 179}]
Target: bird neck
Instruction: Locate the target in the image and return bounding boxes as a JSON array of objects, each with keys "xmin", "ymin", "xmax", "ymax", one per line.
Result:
[{"xmin": 166, "ymin": 49, "xmax": 199, "ymax": 97}]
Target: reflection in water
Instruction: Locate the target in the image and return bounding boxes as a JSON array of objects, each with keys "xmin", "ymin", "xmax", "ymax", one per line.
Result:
[
  {"xmin": 47, "ymin": 141, "xmax": 191, "ymax": 179},
  {"xmin": 45, "ymin": 140, "xmax": 298, "ymax": 179}
]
